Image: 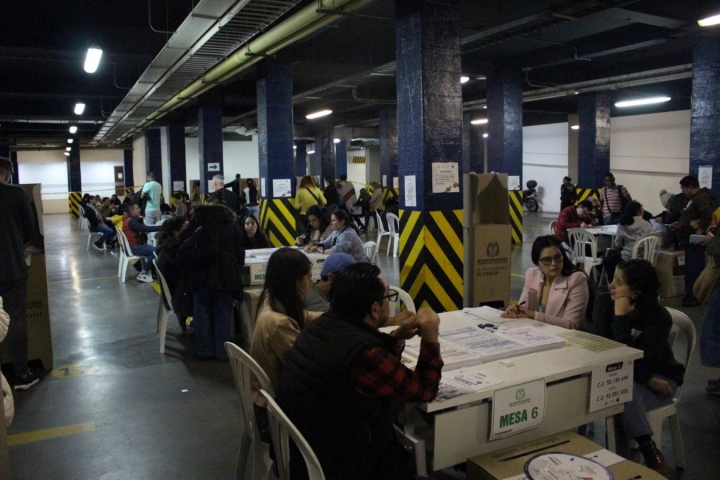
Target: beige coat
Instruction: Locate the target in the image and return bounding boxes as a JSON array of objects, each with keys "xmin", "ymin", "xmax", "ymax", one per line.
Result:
[
  {"xmin": 250, "ymin": 300, "xmax": 321, "ymax": 406},
  {"xmin": 0, "ymin": 297, "xmax": 14, "ymax": 426}
]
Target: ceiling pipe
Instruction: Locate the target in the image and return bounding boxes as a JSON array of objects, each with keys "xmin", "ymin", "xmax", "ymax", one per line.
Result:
[{"xmin": 119, "ymin": 0, "xmax": 374, "ymax": 143}]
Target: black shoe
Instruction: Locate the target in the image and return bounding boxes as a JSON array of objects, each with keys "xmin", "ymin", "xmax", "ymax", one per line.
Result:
[
  {"xmin": 638, "ymin": 440, "xmax": 673, "ymax": 477},
  {"xmin": 92, "ymin": 241, "xmax": 104, "ymax": 252},
  {"xmin": 14, "ymin": 371, "xmax": 40, "ymax": 391},
  {"xmin": 132, "ymin": 261, "xmax": 143, "ymax": 273},
  {"xmin": 681, "ymin": 296, "xmax": 701, "ymax": 307}
]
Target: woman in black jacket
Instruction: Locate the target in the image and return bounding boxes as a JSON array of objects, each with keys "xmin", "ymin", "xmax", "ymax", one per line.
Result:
[
  {"xmin": 593, "ymin": 259, "xmax": 685, "ymax": 476},
  {"xmin": 241, "ymin": 215, "xmax": 270, "ymax": 250},
  {"xmin": 172, "ymin": 204, "xmax": 245, "ymax": 361}
]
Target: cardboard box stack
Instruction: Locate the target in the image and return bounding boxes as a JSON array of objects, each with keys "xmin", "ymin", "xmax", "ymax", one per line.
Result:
[{"xmin": 655, "ymin": 250, "xmax": 685, "ymax": 299}]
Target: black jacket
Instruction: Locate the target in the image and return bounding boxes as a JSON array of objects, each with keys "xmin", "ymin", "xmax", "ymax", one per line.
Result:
[
  {"xmin": 593, "ymin": 293, "xmax": 685, "ymax": 385},
  {"xmin": 0, "ymin": 183, "xmax": 34, "ymax": 282}
]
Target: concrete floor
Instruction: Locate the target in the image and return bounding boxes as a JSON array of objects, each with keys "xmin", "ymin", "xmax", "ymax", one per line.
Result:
[{"xmin": 6, "ymin": 212, "xmax": 720, "ymax": 479}]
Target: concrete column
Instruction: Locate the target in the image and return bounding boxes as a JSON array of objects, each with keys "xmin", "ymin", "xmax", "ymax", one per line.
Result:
[
  {"xmin": 379, "ymin": 105, "xmax": 398, "ymax": 188},
  {"xmin": 577, "ymin": 92, "xmax": 611, "ymax": 188},
  {"xmin": 396, "ymin": 0, "xmax": 464, "ymax": 312},
  {"xmin": 567, "ymin": 113, "xmax": 579, "ymax": 183},
  {"xmin": 294, "ymin": 141, "xmax": 309, "ymax": 177},
  {"xmin": 167, "ymin": 117, "xmax": 186, "ymax": 193},
  {"xmin": 690, "ymin": 30, "xmax": 720, "ymax": 191},
  {"xmin": 257, "ymin": 62, "xmax": 296, "ymax": 245},
  {"xmin": 198, "ymin": 90, "xmax": 224, "ymax": 194},
  {"xmin": 315, "ymin": 124, "xmax": 335, "ymax": 181},
  {"xmin": 67, "ymin": 140, "xmax": 81, "ymax": 193},
  {"xmin": 144, "ymin": 128, "xmax": 162, "ymax": 187},
  {"xmin": 335, "ymin": 139, "xmax": 348, "ymax": 179},
  {"xmin": 463, "ymin": 112, "xmax": 485, "ymax": 174},
  {"xmin": 123, "ymin": 149, "xmax": 134, "ymax": 191},
  {"xmin": 486, "ymin": 67, "xmax": 523, "ymax": 177}
]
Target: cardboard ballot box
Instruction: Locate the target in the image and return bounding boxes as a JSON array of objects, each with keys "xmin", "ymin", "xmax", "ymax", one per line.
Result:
[
  {"xmin": 655, "ymin": 250, "xmax": 685, "ymax": 299},
  {"xmin": 467, "ymin": 431, "xmax": 666, "ymax": 480},
  {"xmin": 242, "ymin": 248, "xmax": 328, "ymax": 286},
  {"xmin": 463, "ymin": 174, "xmax": 512, "ymax": 308}
]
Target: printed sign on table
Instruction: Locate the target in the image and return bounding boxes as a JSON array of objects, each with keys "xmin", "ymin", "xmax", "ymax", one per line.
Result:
[
  {"xmin": 589, "ymin": 359, "xmax": 634, "ymax": 412},
  {"xmin": 491, "ymin": 378, "xmax": 546, "ymax": 440}
]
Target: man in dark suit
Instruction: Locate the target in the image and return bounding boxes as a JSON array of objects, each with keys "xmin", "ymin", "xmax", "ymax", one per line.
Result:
[{"xmin": 209, "ymin": 174, "xmax": 239, "ymax": 213}]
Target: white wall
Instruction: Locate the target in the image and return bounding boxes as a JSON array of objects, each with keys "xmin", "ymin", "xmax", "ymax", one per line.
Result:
[
  {"xmin": 184, "ymin": 136, "xmax": 260, "ymax": 192},
  {"xmin": 132, "ymin": 135, "xmax": 146, "ymax": 190},
  {"xmin": 523, "ymin": 123, "xmax": 569, "ymax": 213},
  {"xmin": 610, "ymin": 110, "xmax": 690, "ymax": 215},
  {"xmin": 346, "ymin": 148, "xmax": 366, "ymax": 193}
]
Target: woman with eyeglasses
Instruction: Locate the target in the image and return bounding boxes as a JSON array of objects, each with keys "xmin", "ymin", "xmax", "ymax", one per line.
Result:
[{"xmin": 502, "ymin": 235, "xmax": 590, "ymax": 329}]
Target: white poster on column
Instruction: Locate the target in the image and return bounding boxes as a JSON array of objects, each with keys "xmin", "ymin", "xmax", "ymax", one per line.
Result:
[
  {"xmin": 273, "ymin": 179, "xmax": 292, "ymax": 197},
  {"xmin": 260, "ymin": 178, "xmax": 266, "ymax": 198},
  {"xmin": 432, "ymin": 162, "xmax": 459, "ymax": 193},
  {"xmin": 699, "ymin": 166, "xmax": 713, "ymax": 189},
  {"xmin": 405, "ymin": 175, "xmax": 417, "ymax": 207},
  {"xmin": 382, "ymin": 174, "xmax": 387, "ymax": 187}
]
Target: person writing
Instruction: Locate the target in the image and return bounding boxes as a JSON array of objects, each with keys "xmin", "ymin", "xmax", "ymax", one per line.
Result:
[
  {"xmin": 555, "ymin": 199, "xmax": 595, "ymax": 240},
  {"xmin": 295, "ymin": 205, "xmax": 332, "ymax": 247},
  {"xmin": 306, "ymin": 209, "xmax": 368, "ymax": 263},
  {"xmin": 502, "ymin": 235, "xmax": 589, "ymax": 329}
]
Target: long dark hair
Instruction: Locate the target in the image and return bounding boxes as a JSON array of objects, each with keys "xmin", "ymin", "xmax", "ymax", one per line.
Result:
[
  {"xmin": 257, "ymin": 248, "xmax": 312, "ymax": 328},
  {"xmin": 530, "ymin": 235, "xmax": 579, "ymax": 277},
  {"xmin": 619, "ymin": 201, "xmax": 643, "ymax": 226},
  {"xmin": 304, "ymin": 205, "xmax": 330, "ymax": 237},
  {"xmin": 616, "ymin": 259, "xmax": 660, "ymax": 312},
  {"xmin": 332, "ymin": 209, "xmax": 360, "ymax": 234},
  {"xmin": 158, "ymin": 216, "xmax": 186, "ymax": 243}
]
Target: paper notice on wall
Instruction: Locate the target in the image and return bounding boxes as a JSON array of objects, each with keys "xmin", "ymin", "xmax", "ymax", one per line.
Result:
[
  {"xmin": 207, "ymin": 180, "xmax": 214, "ymax": 193},
  {"xmin": 260, "ymin": 178, "xmax": 266, "ymax": 198},
  {"xmin": 382, "ymin": 174, "xmax": 387, "ymax": 187},
  {"xmin": 273, "ymin": 179, "xmax": 292, "ymax": 198},
  {"xmin": 508, "ymin": 175, "xmax": 521, "ymax": 191},
  {"xmin": 404, "ymin": 175, "xmax": 416, "ymax": 207},
  {"xmin": 432, "ymin": 162, "xmax": 460, "ymax": 193},
  {"xmin": 393, "ymin": 176, "xmax": 399, "ymax": 189},
  {"xmin": 699, "ymin": 166, "xmax": 713, "ymax": 189},
  {"xmin": 173, "ymin": 181, "xmax": 184, "ymax": 191}
]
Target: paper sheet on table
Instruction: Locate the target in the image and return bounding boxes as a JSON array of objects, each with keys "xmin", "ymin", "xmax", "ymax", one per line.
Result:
[
  {"xmin": 441, "ymin": 327, "xmax": 532, "ymax": 360},
  {"xmin": 403, "ymin": 335, "xmax": 482, "ymax": 370},
  {"xmin": 496, "ymin": 326, "xmax": 566, "ymax": 348},
  {"xmin": 557, "ymin": 330, "xmax": 624, "ymax": 352},
  {"xmin": 462, "ymin": 306, "xmax": 511, "ymax": 323},
  {"xmin": 434, "ymin": 370, "xmax": 503, "ymax": 402}
]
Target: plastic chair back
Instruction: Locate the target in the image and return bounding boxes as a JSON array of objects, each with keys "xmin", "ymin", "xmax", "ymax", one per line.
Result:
[
  {"xmin": 363, "ymin": 241, "xmax": 378, "ymax": 264},
  {"xmin": 549, "ymin": 220, "xmax": 557, "ymax": 236},
  {"xmin": 665, "ymin": 308, "xmax": 696, "ymax": 402},
  {"xmin": 260, "ymin": 389, "xmax": 326, "ymax": 480},
  {"xmin": 389, "ymin": 285, "xmax": 416, "ymax": 315},
  {"xmin": 385, "ymin": 212, "xmax": 400, "ymax": 257},
  {"xmin": 225, "ymin": 343, "xmax": 275, "ymax": 480},
  {"xmin": 631, "ymin": 232, "xmax": 662, "ymax": 265}
]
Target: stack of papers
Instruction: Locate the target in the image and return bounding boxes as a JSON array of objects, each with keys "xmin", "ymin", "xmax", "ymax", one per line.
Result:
[
  {"xmin": 435, "ymin": 370, "xmax": 504, "ymax": 402},
  {"xmin": 462, "ymin": 306, "xmax": 512, "ymax": 323}
]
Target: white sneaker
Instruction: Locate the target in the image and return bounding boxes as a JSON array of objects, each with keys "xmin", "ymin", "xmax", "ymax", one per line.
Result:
[{"xmin": 137, "ymin": 273, "xmax": 154, "ymax": 283}]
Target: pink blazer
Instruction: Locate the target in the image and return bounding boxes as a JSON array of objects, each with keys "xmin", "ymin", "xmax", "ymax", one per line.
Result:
[{"xmin": 518, "ymin": 268, "xmax": 589, "ymax": 329}]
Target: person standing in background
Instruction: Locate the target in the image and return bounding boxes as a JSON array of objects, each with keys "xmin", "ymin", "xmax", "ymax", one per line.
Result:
[
  {"xmin": 140, "ymin": 171, "xmax": 162, "ymax": 225},
  {"xmin": 323, "ymin": 176, "xmax": 338, "ymax": 215},
  {"xmin": 224, "ymin": 173, "xmax": 242, "ymax": 195},
  {"xmin": 600, "ymin": 173, "xmax": 632, "ymax": 225},
  {"xmin": 0, "ymin": 156, "xmax": 39, "ymax": 390},
  {"xmin": 560, "ymin": 176, "xmax": 577, "ymax": 210},
  {"xmin": 244, "ymin": 178, "xmax": 260, "ymax": 220}
]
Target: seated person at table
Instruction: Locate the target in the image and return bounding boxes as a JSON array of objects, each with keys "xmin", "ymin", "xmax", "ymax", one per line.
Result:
[
  {"xmin": 304, "ymin": 252, "xmax": 355, "ymax": 312},
  {"xmin": 250, "ymin": 249, "xmax": 323, "ymax": 439},
  {"xmin": 593, "ymin": 260, "xmax": 684, "ymax": 476},
  {"xmin": 588, "ymin": 195, "xmax": 603, "ymax": 226},
  {"xmin": 502, "ymin": 235, "xmax": 589, "ymax": 329},
  {"xmin": 295, "ymin": 205, "xmax": 332, "ymax": 247},
  {"xmin": 82, "ymin": 200, "xmax": 116, "ymax": 251},
  {"xmin": 306, "ymin": 209, "xmax": 369, "ymax": 263},
  {"xmin": 555, "ymin": 199, "xmax": 595, "ymax": 240},
  {"xmin": 155, "ymin": 216, "xmax": 188, "ymax": 331},
  {"xmin": 277, "ymin": 263, "xmax": 443, "ymax": 480},
  {"xmin": 614, "ymin": 201, "xmax": 655, "ymax": 262},
  {"xmin": 122, "ymin": 203, "xmax": 161, "ymax": 282},
  {"xmin": 240, "ymin": 214, "xmax": 270, "ymax": 250}
]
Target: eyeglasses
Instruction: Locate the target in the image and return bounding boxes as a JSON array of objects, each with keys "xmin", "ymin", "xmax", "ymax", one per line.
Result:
[
  {"xmin": 379, "ymin": 289, "xmax": 399, "ymax": 303},
  {"xmin": 539, "ymin": 253, "xmax": 564, "ymax": 265}
]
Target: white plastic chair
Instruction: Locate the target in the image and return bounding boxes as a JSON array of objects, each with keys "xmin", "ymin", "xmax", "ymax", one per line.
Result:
[
  {"xmin": 86, "ymin": 230, "xmax": 105, "ymax": 251},
  {"xmin": 363, "ymin": 241, "xmax": 378, "ymax": 264},
  {"xmin": 631, "ymin": 232, "xmax": 662, "ymax": 265},
  {"xmin": 225, "ymin": 343, "xmax": 275, "ymax": 480},
  {"xmin": 153, "ymin": 259, "xmax": 175, "ymax": 354},
  {"xmin": 260, "ymin": 389, "xmax": 326, "ymax": 480},
  {"xmin": 385, "ymin": 212, "xmax": 400, "ymax": 257},
  {"xmin": 388, "ymin": 285, "xmax": 416, "ymax": 316},
  {"xmin": 375, "ymin": 211, "xmax": 392, "ymax": 255},
  {"xmin": 567, "ymin": 228, "xmax": 603, "ymax": 283},
  {"xmin": 78, "ymin": 205, "xmax": 89, "ymax": 230},
  {"xmin": 549, "ymin": 220, "xmax": 557, "ymax": 236},
  {"xmin": 116, "ymin": 227, "xmax": 141, "ymax": 283}
]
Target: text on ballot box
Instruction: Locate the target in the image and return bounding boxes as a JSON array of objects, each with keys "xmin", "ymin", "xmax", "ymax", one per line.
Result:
[
  {"xmin": 490, "ymin": 379, "xmax": 546, "ymax": 441},
  {"xmin": 589, "ymin": 359, "xmax": 634, "ymax": 413}
]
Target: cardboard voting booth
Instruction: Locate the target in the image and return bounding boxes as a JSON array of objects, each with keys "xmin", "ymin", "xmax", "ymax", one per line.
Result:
[
  {"xmin": 0, "ymin": 184, "xmax": 53, "ymax": 371},
  {"xmin": 655, "ymin": 250, "xmax": 685, "ymax": 299},
  {"xmin": 463, "ymin": 174, "xmax": 512, "ymax": 308}
]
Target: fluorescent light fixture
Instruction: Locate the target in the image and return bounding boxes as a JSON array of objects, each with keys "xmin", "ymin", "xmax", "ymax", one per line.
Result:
[
  {"xmin": 615, "ymin": 96, "xmax": 671, "ymax": 108},
  {"xmin": 69, "ymin": 125, "xmax": 78, "ymax": 134},
  {"xmin": 293, "ymin": 145, "xmax": 297, "ymax": 150},
  {"xmin": 305, "ymin": 109, "xmax": 332, "ymax": 119},
  {"xmin": 460, "ymin": 76, "xmax": 470, "ymax": 84},
  {"xmin": 307, "ymin": 150, "xmax": 315, "ymax": 154},
  {"xmin": 66, "ymin": 147, "xmax": 71, "ymax": 151},
  {"xmin": 471, "ymin": 118, "xmax": 488, "ymax": 125},
  {"xmin": 482, "ymin": 105, "xmax": 487, "ymax": 109},
  {"xmin": 64, "ymin": 152, "xmax": 70, "ymax": 156},
  {"xmin": 698, "ymin": 14, "xmax": 720, "ymax": 27},
  {"xmin": 84, "ymin": 48, "xmax": 103, "ymax": 73},
  {"xmin": 334, "ymin": 138, "xmax": 341, "ymax": 144},
  {"xmin": 74, "ymin": 103, "xmax": 85, "ymax": 115},
  {"xmin": 67, "ymin": 138, "xmax": 74, "ymax": 144},
  {"xmin": 571, "ymin": 125, "xmax": 580, "ymax": 130},
  {"xmin": 483, "ymin": 133, "xmax": 489, "ymax": 138}
]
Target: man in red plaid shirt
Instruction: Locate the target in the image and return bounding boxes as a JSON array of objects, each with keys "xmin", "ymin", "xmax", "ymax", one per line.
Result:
[{"xmin": 277, "ymin": 262, "xmax": 443, "ymax": 480}]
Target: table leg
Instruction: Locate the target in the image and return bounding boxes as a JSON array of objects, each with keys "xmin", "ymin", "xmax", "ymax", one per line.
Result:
[{"xmin": 605, "ymin": 416, "xmax": 617, "ymax": 453}]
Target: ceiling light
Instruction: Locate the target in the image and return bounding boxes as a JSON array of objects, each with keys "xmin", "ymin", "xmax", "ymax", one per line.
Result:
[
  {"xmin": 574, "ymin": 91, "xmax": 580, "ymax": 95},
  {"xmin": 334, "ymin": 138, "xmax": 341, "ymax": 143},
  {"xmin": 66, "ymin": 147, "xmax": 71, "ymax": 151},
  {"xmin": 67, "ymin": 138, "xmax": 73, "ymax": 144},
  {"xmin": 74, "ymin": 103, "xmax": 85, "ymax": 115},
  {"xmin": 471, "ymin": 118, "xmax": 488, "ymax": 125},
  {"xmin": 293, "ymin": 145, "xmax": 297, "ymax": 150},
  {"xmin": 483, "ymin": 133, "xmax": 489, "ymax": 138},
  {"xmin": 482, "ymin": 105, "xmax": 487, "ymax": 109},
  {"xmin": 307, "ymin": 150, "xmax": 315, "ymax": 154},
  {"xmin": 69, "ymin": 126, "xmax": 78, "ymax": 134},
  {"xmin": 64, "ymin": 152, "xmax": 70, "ymax": 156},
  {"xmin": 306, "ymin": 109, "xmax": 332, "ymax": 120},
  {"xmin": 698, "ymin": 14, "xmax": 720, "ymax": 27},
  {"xmin": 571, "ymin": 125, "xmax": 580, "ymax": 130},
  {"xmin": 460, "ymin": 76, "xmax": 470, "ymax": 84},
  {"xmin": 615, "ymin": 96, "xmax": 671, "ymax": 108},
  {"xmin": 84, "ymin": 48, "xmax": 103, "ymax": 73}
]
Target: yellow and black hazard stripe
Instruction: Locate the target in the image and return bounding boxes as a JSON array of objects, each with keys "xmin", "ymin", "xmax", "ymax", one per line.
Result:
[
  {"xmin": 124, "ymin": 187, "xmax": 135, "ymax": 197},
  {"xmin": 399, "ymin": 209, "xmax": 464, "ymax": 312},
  {"xmin": 69, "ymin": 192, "xmax": 82, "ymax": 217},
  {"xmin": 352, "ymin": 156, "xmax": 365, "ymax": 164},
  {"xmin": 260, "ymin": 198, "xmax": 298, "ymax": 247},
  {"xmin": 382, "ymin": 188, "xmax": 399, "ymax": 205},
  {"xmin": 575, "ymin": 187, "xmax": 599, "ymax": 204},
  {"xmin": 508, "ymin": 191, "xmax": 523, "ymax": 244}
]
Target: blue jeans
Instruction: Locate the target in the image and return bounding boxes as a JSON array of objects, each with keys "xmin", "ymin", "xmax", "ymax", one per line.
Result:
[
  {"xmin": 702, "ymin": 289, "xmax": 720, "ymax": 367},
  {"xmin": 684, "ymin": 244, "xmax": 705, "ymax": 299},
  {"xmin": 604, "ymin": 216, "xmax": 620, "ymax": 225},
  {"xmin": 247, "ymin": 205, "xmax": 260, "ymax": 221},
  {"xmin": 130, "ymin": 244, "xmax": 155, "ymax": 274},
  {"xmin": 91, "ymin": 224, "xmax": 115, "ymax": 245},
  {"xmin": 193, "ymin": 287, "xmax": 233, "ymax": 359}
]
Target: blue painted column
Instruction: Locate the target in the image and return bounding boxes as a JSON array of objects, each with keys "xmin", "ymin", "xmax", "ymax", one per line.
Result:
[
  {"xmin": 335, "ymin": 139, "xmax": 348, "ymax": 179},
  {"xmin": 123, "ymin": 149, "xmax": 134, "ymax": 191},
  {"xmin": 690, "ymin": 30, "xmax": 720, "ymax": 192},
  {"xmin": 577, "ymin": 92, "xmax": 611, "ymax": 189},
  {"xmin": 295, "ymin": 140, "xmax": 309, "ymax": 177},
  {"xmin": 379, "ymin": 105, "xmax": 398, "ymax": 189},
  {"xmin": 144, "ymin": 128, "xmax": 162, "ymax": 186},
  {"xmin": 67, "ymin": 141, "xmax": 81, "ymax": 192},
  {"xmin": 10, "ymin": 151, "xmax": 19, "ymax": 184},
  {"xmin": 257, "ymin": 62, "xmax": 296, "ymax": 245},
  {"xmin": 198, "ymin": 90, "xmax": 224, "ymax": 194},
  {"xmin": 486, "ymin": 67, "xmax": 523, "ymax": 176},
  {"xmin": 463, "ymin": 111, "xmax": 484, "ymax": 174},
  {"xmin": 167, "ymin": 117, "xmax": 186, "ymax": 192},
  {"xmin": 315, "ymin": 124, "xmax": 335, "ymax": 181},
  {"xmin": 396, "ymin": 0, "xmax": 464, "ymax": 312}
]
